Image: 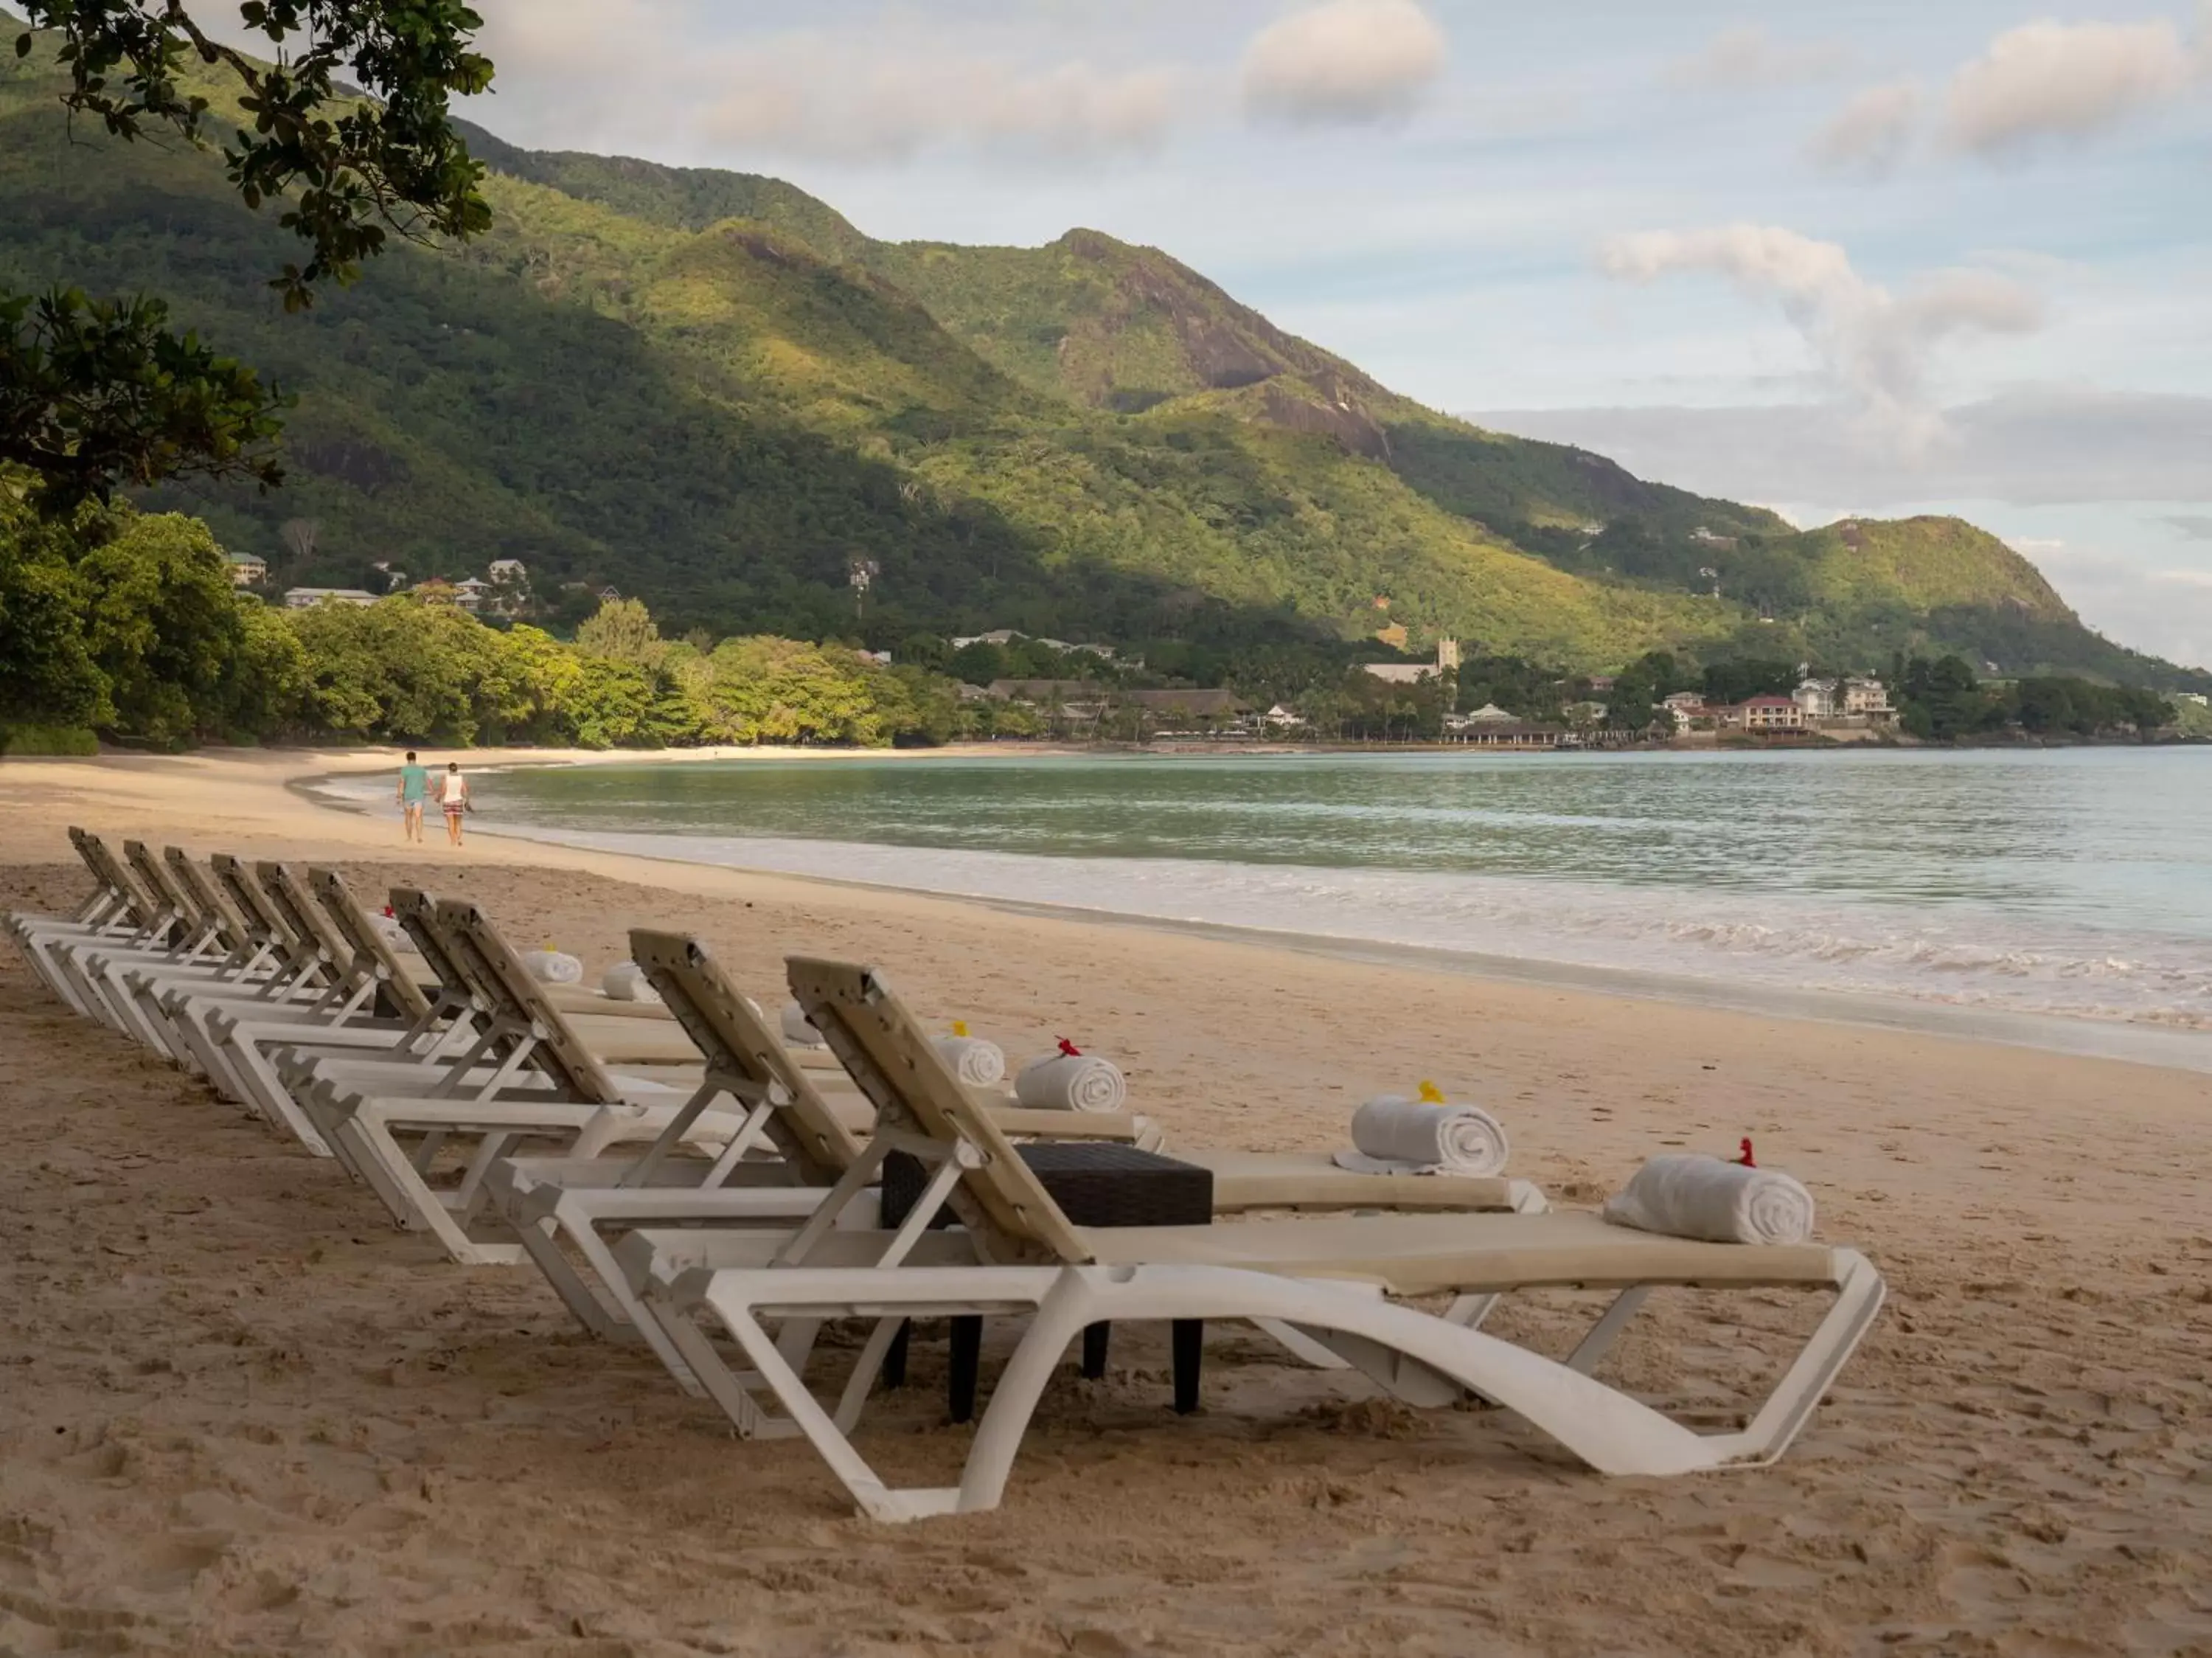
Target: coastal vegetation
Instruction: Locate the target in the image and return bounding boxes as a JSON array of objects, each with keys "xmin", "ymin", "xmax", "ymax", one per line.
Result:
[
  {"xmin": 2, "ymin": 15, "xmax": 2202, "ymax": 692},
  {"xmin": 0, "ymin": 479, "xmax": 2183, "ymax": 754},
  {"xmin": 0, "ymin": 488, "xmax": 980, "ymax": 751}
]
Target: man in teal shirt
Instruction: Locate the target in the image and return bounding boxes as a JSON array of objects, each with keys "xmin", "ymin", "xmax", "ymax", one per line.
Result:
[{"xmin": 396, "ymin": 751, "xmax": 430, "ymax": 844}]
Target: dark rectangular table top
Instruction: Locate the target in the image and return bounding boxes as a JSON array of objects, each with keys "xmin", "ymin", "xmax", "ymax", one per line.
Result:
[{"xmin": 880, "ymin": 1140, "xmax": 1214, "ymax": 1231}]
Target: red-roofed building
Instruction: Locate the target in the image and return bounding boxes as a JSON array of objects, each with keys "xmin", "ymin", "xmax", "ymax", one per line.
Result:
[{"xmin": 1722, "ymin": 695, "xmax": 1808, "ymax": 732}]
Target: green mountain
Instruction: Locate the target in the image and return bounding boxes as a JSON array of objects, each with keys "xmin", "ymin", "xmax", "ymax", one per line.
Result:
[{"xmin": 1, "ymin": 25, "xmax": 2197, "ymax": 684}]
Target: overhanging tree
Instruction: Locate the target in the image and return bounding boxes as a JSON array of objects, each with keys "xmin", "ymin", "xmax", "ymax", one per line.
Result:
[{"xmin": 3, "ymin": 1, "xmax": 493, "ymax": 509}]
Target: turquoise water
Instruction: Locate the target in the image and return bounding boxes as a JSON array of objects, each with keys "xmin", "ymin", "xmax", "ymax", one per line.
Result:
[{"xmin": 351, "ymin": 748, "xmax": 2212, "ymax": 1033}]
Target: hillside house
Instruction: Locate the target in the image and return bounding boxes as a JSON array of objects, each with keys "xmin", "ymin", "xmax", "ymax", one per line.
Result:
[
  {"xmin": 1123, "ymin": 688, "xmax": 1251, "ymax": 728},
  {"xmin": 283, "ymin": 587, "xmax": 377, "ymax": 609},
  {"xmin": 985, "ymin": 679, "xmax": 1107, "ymax": 721},
  {"xmin": 1363, "ymin": 639, "xmax": 1460, "ymax": 685},
  {"xmin": 226, "ymin": 554, "xmax": 267, "ymax": 587},
  {"xmin": 1444, "ymin": 716, "xmax": 1563, "ymax": 748},
  {"xmin": 953, "ymin": 630, "xmax": 1113, "ymax": 658},
  {"xmin": 1843, "ymin": 677, "xmax": 1893, "ymax": 718},
  {"xmin": 1793, "ymin": 676, "xmax": 1895, "ymax": 724},
  {"xmin": 1793, "ymin": 679, "xmax": 1838, "ymax": 719},
  {"xmin": 1723, "ymin": 695, "xmax": 1807, "ymax": 732},
  {"xmin": 488, "ymin": 559, "xmax": 528, "ymax": 581}
]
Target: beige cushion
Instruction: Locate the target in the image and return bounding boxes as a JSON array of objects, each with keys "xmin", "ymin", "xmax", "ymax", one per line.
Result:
[
  {"xmin": 1077, "ymin": 1210, "xmax": 1842, "ymax": 1297},
  {"xmin": 1176, "ymin": 1150, "xmax": 1519, "ymax": 1214}
]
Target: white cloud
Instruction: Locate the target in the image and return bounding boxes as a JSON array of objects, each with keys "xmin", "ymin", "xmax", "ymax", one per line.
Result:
[
  {"xmin": 1944, "ymin": 15, "xmax": 2208, "ymax": 155},
  {"xmin": 1667, "ymin": 24, "xmax": 1855, "ymax": 89},
  {"xmin": 1597, "ymin": 225, "xmax": 2043, "ymax": 454},
  {"xmin": 700, "ymin": 49, "xmax": 1192, "ymax": 162},
  {"xmin": 1464, "ymin": 389, "xmax": 2212, "ymax": 507},
  {"xmin": 1806, "ymin": 79, "xmax": 1923, "ymax": 173},
  {"xmin": 2166, "ymin": 514, "xmax": 2212, "ymax": 541},
  {"xmin": 462, "ymin": 1, "xmax": 1197, "ymax": 162},
  {"xmin": 1809, "ymin": 10, "xmax": 2211, "ymax": 173},
  {"xmin": 1239, "ymin": 0, "xmax": 1448, "ymax": 126}
]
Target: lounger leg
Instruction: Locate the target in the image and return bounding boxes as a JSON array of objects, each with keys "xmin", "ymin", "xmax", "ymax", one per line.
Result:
[
  {"xmin": 340, "ymin": 1109, "xmax": 526, "ymax": 1265},
  {"xmin": 1172, "ymin": 1321, "xmax": 1203, "ymax": 1415},
  {"xmin": 635, "ymin": 1295, "xmax": 791, "ymax": 1440},
  {"xmin": 1722, "ymin": 1252, "xmax": 1888, "ymax": 1466},
  {"xmin": 948, "ymin": 1317, "xmax": 983, "ymax": 1425},
  {"xmin": 1080, "ymin": 1323, "xmax": 1110, "ymax": 1380},
  {"xmin": 1567, "ymin": 1288, "xmax": 1652, "ymax": 1376},
  {"xmin": 883, "ymin": 1322, "xmax": 911, "ymax": 1389},
  {"xmin": 223, "ymin": 1038, "xmax": 336, "ymax": 1156},
  {"xmin": 514, "ymin": 1215, "xmax": 639, "ymax": 1344}
]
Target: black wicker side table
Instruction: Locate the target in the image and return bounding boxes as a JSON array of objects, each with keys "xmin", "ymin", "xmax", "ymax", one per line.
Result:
[{"xmin": 878, "ymin": 1141, "xmax": 1215, "ymax": 1421}]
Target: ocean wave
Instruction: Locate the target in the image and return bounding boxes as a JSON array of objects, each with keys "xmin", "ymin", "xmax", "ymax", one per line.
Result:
[{"xmin": 467, "ymin": 825, "xmax": 2212, "ymax": 1034}]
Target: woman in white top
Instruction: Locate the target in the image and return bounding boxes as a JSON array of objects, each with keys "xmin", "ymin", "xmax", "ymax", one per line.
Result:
[{"xmin": 439, "ymin": 762, "xmax": 471, "ymax": 846}]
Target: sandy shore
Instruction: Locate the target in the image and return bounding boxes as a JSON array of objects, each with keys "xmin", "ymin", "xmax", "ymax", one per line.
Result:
[{"xmin": 2, "ymin": 750, "xmax": 2210, "ymax": 1655}]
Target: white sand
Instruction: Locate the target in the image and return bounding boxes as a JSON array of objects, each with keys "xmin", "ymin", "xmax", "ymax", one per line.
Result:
[{"xmin": 1, "ymin": 750, "xmax": 2208, "ymax": 1654}]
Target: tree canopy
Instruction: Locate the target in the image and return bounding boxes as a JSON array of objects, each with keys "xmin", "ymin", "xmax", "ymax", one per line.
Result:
[{"xmin": 3, "ymin": 1, "xmax": 490, "ymax": 507}]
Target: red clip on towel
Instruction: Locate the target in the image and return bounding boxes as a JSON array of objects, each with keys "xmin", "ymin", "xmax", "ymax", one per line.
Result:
[
  {"xmin": 1736, "ymin": 1137, "xmax": 1756, "ymax": 1167},
  {"xmin": 1056, "ymin": 1037, "xmax": 1082, "ymax": 1057}
]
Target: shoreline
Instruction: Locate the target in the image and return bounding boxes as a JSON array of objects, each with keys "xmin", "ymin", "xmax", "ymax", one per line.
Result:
[
  {"xmin": 69, "ymin": 744, "xmax": 2212, "ymax": 1079},
  {"xmin": 463, "ymin": 817, "xmax": 2212, "ymax": 1078}
]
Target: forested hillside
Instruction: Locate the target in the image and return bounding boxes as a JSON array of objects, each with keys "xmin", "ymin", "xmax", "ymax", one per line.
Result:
[{"xmin": 1, "ymin": 19, "xmax": 2196, "ymax": 684}]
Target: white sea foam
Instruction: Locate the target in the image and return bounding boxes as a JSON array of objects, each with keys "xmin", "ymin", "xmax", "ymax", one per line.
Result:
[{"xmin": 468, "ymin": 825, "xmax": 2212, "ymax": 1034}]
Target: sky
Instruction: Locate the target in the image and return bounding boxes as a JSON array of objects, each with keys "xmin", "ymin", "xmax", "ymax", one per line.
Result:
[{"xmin": 439, "ymin": 0, "xmax": 2211, "ymax": 666}]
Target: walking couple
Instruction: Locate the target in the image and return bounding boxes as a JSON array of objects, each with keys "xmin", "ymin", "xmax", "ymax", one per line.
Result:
[{"xmin": 396, "ymin": 752, "xmax": 472, "ymax": 846}]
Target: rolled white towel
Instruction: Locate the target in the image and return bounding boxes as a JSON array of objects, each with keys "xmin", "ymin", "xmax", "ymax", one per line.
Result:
[
  {"xmin": 601, "ymin": 961, "xmax": 661, "ymax": 1004},
  {"xmin": 1602, "ymin": 1154, "xmax": 1815, "ymax": 1246},
  {"xmin": 935, "ymin": 1035, "xmax": 1006, "ymax": 1088},
  {"xmin": 523, "ymin": 948, "xmax": 583, "ymax": 986},
  {"xmin": 1334, "ymin": 1094, "xmax": 1509, "ymax": 1177},
  {"xmin": 781, "ymin": 999, "xmax": 827, "ymax": 1048},
  {"xmin": 1015, "ymin": 1050, "xmax": 1127, "ymax": 1114}
]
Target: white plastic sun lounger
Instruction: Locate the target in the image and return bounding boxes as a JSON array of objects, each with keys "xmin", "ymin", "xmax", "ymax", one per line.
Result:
[
  {"xmin": 182, "ymin": 864, "xmax": 481, "ymax": 1154},
  {"xmin": 5, "ymin": 829, "xmax": 157, "ymax": 1009},
  {"xmin": 72, "ymin": 847, "xmax": 288, "ymax": 1055},
  {"xmin": 10, "ymin": 832, "xmax": 189, "ymax": 1018},
  {"xmin": 612, "ymin": 956, "xmax": 1885, "ymax": 1522},
  {"xmin": 286, "ymin": 897, "xmax": 748, "ymax": 1265},
  {"xmin": 17, "ymin": 833, "xmax": 237, "ymax": 1028},
  {"xmin": 139, "ymin": 853, "xmax": 366, "ymax": 1087}
]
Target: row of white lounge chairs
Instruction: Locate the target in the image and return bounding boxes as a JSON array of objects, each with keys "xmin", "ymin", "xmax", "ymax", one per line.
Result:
[{"xmin": 6, "ymin": 828, "xmax": 1886, "ymax": 1522}]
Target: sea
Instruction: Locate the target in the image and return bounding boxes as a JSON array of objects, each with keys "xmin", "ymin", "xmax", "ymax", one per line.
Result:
[{"xmin": 316, "ymin": 747, "xmax": 2212, "ymax": 1069}]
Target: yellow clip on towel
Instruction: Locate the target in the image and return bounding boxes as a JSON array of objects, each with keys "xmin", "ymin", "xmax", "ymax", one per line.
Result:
[
  {"xmin": 1417, "ymin": 1080, "xmax": 1446, "ymax": 1103},
  {"xmin": 951, "ymin": 1020, "xmax": 970, "ymax": 1038}
]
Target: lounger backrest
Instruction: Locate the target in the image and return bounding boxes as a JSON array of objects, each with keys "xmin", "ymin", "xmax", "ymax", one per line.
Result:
[
  {"xmin": 123, "ymin": 839, "xmax": 192, "ymax": 926},
  {"xmin": 76, "ymin": 832, "xmax": 154, "ymax": 926},
  {"xmin": 434, "ymin": 900, "xmax": 623, "ymax": 1104},
  {"xmin": 66, "ymin": 825, "xmax": 102, "ymax": 882},
  {"xmin": 164, "ymin": 849, "xmax": 250, "ymax": 955},
  {"xmin": 389, "ymin": 888, "xmax": 473, "ymax": 1005},
  {"xmin": 210, "ymin": 853, "xmax": 296, "ymax": 955},
  {"xmin": 255, "ymin": 861, "xmax": 352, "ymax": 973},
  {"xmin": 68, "ymin": 828, "xmax": 130, "ymax": 921},
  {"xmin": 310, "ymin": 868, "xmax": 435, "ymax": 1021},
  {"xmin": 630, "ymin": 930, "xmax": 860, "ymax": 1186},
  {"xmin": 787, "ymin": 956, "xmax": 1090, "ymax": 1266}
]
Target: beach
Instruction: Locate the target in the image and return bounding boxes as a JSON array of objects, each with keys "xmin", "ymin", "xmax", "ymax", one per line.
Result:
[{"xmin": 2, "ymin": 749, "xmax": 2209, "ymax": 1655}]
